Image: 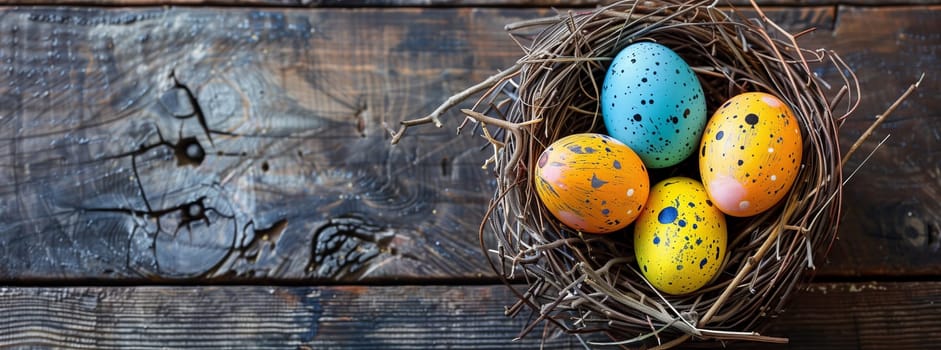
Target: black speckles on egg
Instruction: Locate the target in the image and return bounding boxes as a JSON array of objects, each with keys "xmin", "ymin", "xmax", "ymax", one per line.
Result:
[{"xmin": 745, "ymin": 113, "xmax": 759, "ymax": 126}]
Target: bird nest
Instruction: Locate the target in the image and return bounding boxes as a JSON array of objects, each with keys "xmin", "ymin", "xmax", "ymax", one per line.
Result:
[{"xmin": 390, "ymin": 0, "xmax": 902, "ymax": 348}]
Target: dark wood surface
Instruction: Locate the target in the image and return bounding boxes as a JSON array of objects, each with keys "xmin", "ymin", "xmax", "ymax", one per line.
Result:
[
  {"xmin": 6, "ymin": 0, "xmax": 941, "ymax": 7},
  {"xmin": 1, "ymin": 5, "xmax": 938, "ymax": 282},
  {"xmin": 1, "ymin": 282, "xmax": 938, "ymax": 349},
  {"xmin": 0, "ymin": 1, "xmax": 939, "ymax": 349}
]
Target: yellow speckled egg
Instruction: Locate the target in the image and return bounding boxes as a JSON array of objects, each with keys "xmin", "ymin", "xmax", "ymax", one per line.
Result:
[
  {"xmin": 634, "ymin": 177, "xmax": 727, "ymax": 295},
  {"xmin": 699, "ymin": 92, "xmax": 802, "ymax": 217},
  {"xmin": 534, "ymin": 133, "xmax": 649, "ymax": 234}
]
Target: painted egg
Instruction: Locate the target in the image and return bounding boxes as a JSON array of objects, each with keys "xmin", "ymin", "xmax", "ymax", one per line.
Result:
[
  {"xmin": 699, "ymin": 92, "xmax": 803, "ymax": 217},
  {"xmin": 634, "ymin": 177, "xmax": 727, "ymax": 295},
  {"xmin": 534, "ymin": 133, "xmax": 650, "ymax": 234},
  {"xmin": 601, "ymin": 42, "xmax": 707, "ymax": 168}
]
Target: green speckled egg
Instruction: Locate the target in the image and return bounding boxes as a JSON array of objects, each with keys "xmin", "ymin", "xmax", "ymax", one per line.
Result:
[{"xmin": 634, "ymin": 177, "xmax": 727, "ymax": 295}]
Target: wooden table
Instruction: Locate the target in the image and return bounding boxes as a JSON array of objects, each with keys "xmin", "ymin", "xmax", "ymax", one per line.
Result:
[{"xmin": 0, "ymin": 0, "xmax": 938, "ymax": 348}]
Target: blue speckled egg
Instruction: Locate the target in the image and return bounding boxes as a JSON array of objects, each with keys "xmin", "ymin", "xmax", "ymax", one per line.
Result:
[{"xmin": 601, "ymin": 42, "xmax": 707, "ymax": 168}]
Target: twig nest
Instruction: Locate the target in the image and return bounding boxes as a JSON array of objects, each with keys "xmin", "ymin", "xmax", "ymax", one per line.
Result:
[{"xmin": 410, "ymin": 0, "xmax": 864, "ymax": 348}]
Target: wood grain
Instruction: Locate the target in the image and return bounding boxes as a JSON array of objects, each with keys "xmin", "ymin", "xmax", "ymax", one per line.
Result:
[
  {"xmin": 0, "ymin": 6, "xmax": 938, "ymax": 282},
  {"xmin": 0, "ymin": 6, "xmax": 527, "ymax": 281},
  {"xmin": 4, "ymin": 0, "xmax": 941, "ymax": 7},
  {"xmin": 823, "ymin": 6, "xmax": 941, "ymax": 277},
  {"xmin": 0, "ymin": 285, "xmax": 587, "ymax": 349},
  {"xmin": 0, "ymin": 282, "xmax": 937, "ymax": 349},
  {"xmin": 742, "ymin": 282, "xmax": 941, "ymax": 350}
]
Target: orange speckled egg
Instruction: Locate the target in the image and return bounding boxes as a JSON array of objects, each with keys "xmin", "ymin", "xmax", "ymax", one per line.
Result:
[
  {"xmin": 699, "ymin": 92, "xmax": 802, "ymax": 217},
  {"xmin": 634, "ymin": 177, "xmax": 727, "ymax": 295},
  {"xmin": 534, "ymin": 133, "xmax": 650, "ymax": 234}
]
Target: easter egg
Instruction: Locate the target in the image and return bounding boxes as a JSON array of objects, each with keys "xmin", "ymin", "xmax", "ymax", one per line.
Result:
[
  {"xmin": 534, "ymin": 133, "xmax": 650, "ymax": 234},
  {"xmin": 699, "ymin": 92, "xmax": 803, "ymax": 217},
  {"xmin": 601, "ymin": 42, "xmax": 707, "ymax": 168},
  {"xmin": 634, "ymin": 177, "xmax": 727, "ymax": 295}
]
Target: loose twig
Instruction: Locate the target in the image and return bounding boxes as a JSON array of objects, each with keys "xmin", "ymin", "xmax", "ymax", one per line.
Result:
[
  {"xmin": 461, "ymin": 109, "xmax": 542, "ymax": 177},
  {"xmin": 841, "ymin": 72, "xmax": 924, "ymax": 166},
  {"xmin": 390, "ymin": 63, "xmax": 523, "ymax": 144}
]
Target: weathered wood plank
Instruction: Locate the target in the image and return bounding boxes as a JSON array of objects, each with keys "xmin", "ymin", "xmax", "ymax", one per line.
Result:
[
  {"xmin": 0, "ymin": 6, "xmax": 938, "ymax": 281},
  {"xmin": 822, "ymin": 6, "xmax": 941, "ymax": 277},
  {"xmin": 0, "ymin": 282, "xmax": 938, "ymax": 349},
  {"xmin": 5, "ymin": 0, "xmax": 941, "ymax": 7},
  {"xmin": 0, "ymin": 6, "xmax": 528, "ymax": 281},
  {"xmin": 0, "ymin": 285, "xmax": 586, "ymax": 349},
  {"xmin": 739, "ymin": 282, "xmax": 941, "ymax": 350}
]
